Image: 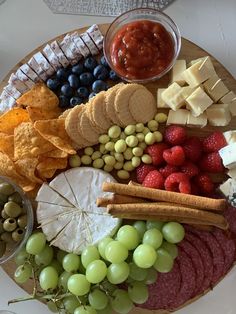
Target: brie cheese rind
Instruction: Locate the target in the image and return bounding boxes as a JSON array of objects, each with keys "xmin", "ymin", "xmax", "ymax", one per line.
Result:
[
  {"xmin": 43, "ymin": 44, "xmax": 63, "ymax": 71},
  {"xmin": 71, "ymin": 32, "xmax": 90, "ymax": 58},
  {"xmin": 8, "ymin": 73, "xmax": 29, "ymax": 93},
  {"xmin": 50, "ymin": 40, "xmax": 70, "ymax": 68},
  {"xmin": 86, "ymin": 24, "xmax": 104, "ymax": 50},
  {"xmin": 36, "ymin": 168, "xmax": 121, "ymax": 254},
  {"xmin": 80, "ymin": 32, "xmax": 99, "ymax": 55},
  {"xmin": 19, "ymin": 64, "xmax": 41, "ymax": 83},
  {"xmin": 27, "ymin": 58, "xmax": 48, "ymax": 81},
  {"xmin": 33, "ymin": 52, "xmax": 55, "ymax": 76}
]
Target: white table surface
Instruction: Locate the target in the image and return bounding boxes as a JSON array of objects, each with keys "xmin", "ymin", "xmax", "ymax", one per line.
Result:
[{"xmin": 0, "ymin": 0, "xmax": 236, "ymax": 313}]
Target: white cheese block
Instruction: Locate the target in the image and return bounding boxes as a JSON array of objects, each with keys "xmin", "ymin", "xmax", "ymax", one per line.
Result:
[
  {"xmin": 219, "ymin": 178, "xmax": 236, "ymax": 207},
  {"xmin": 50, "ymin": 40, "xmax": 70, "ymax": 68},
  {"xmin": 42, "ymin": 44, "xmax": 62, "ymax": 71},
  {"xmin": 206, "ymin": 104, "xmax": 231, "ymax": 126},
  {"xmin": 71, "ymin": 32, "xmax": 90, "ymax": 57},
  {"xmin": 8, "ymin": 73, "xmax": 29, "ymax": 93},
  {"xmin": 219, "ymin": 91, "xmax": 236, "ymax": 116},
  {"xmin": 19, "ymin": 64, "xmax": 41, "ymax": 83},
  {"xmin": 86, "ymin": 24, "xmax": 104, "ymax": 50},
  {"xmin": 3, "ymin": 84, "xmax": 21, "ymax": 100},
  {"xmin": 28, "ymin": 57, "xmax": 48, "ymax": 81},
  {"xmin": 203, "ymin": 75, "xmax": 229, "ymax": 102},
  {"xmin": 167, "ymin": 109, "xmax": 189, "ymax": 125},
  {"xmin": 0, "ymin": 89, "xmax": 16, "ymax": 112},
  {"xmin": 219, "ymin": 143, "xmax": 236, "ymax": 169},
  {"xmin": 59, "ymin": 38, "xmax": 76, "ymax": 64},
  {"xmin": 81, "ymin": 32, "xmax": 99, "ymax": 55},
  {"xmin": 181, "ymin": 86, "xmax": 197, "ymax": 99},
  {"xmin": 63, "ymin": 34, "xmax": 82, "ymax": 64},
  {"xmin": 219, "ymin": 178, "xmax": 232, "ymax": 197},
  {"xmin": 186, "ymin": 112, "xmax": 207, "ymax": 128},
  {"xmin": 228, "ymin": 168, "xmax": 236, "ymax": 179},
  {"xmin": 161, "ymin": 82, "xmax": 185, "ymax": 110},
  {"xmin": 157, "ymin": 88, "xmax": 168, "ymax": 108},
  {"xmin": 186, "ymin": 86, "xmax": 213, "ymax": 116},
  {"xmin": 15, "ymin": 68, "xmax": 35, "ymax": 88},
  {"xmin": 188, "ymin": 56, "xmax": 216, "ymax": 75},
  {"xmin": 171, "ymin": 60, "xmax": 186, "ymax": 86},
  {"xmin": 223, "ymin": 130, "xmax": 236, "ymax": 144},
  {"xmin": 37, "ymin": 168, "xmax": 120, "ymax": 254},
  {"xmin": 33, "ymin": 51, "xmax": 55, "ymax": 76}
]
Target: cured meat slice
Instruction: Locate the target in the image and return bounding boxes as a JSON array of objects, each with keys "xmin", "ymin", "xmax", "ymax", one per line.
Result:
[
  {"xmin": 225, "ymin": 205, "xmax": 236, "ymax": 235},
  {"xmin": 169, "ymin": 249, "xmax": 196, "ymax": 309},
  {"xmin": 139, "ymin": 262, "xmax": 181, "ymax": 310},
  {"xmin": 178, "ymin": 239, "xmax": 204, "ymax": 296}
]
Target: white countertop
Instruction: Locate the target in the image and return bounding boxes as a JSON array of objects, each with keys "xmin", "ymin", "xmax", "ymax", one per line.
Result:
[{"xmin": 0, "ymin": 0, "xmax": 236, "ymax": 313}]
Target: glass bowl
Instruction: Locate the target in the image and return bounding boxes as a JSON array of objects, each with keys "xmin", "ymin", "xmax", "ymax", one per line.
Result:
[
  {"xmin": 103, "ymin": 8, "xmax": 181, "ymax": 83},
  {"xmin": 0, "ymin": 176, "xmax": 34, "ymax": 264}
]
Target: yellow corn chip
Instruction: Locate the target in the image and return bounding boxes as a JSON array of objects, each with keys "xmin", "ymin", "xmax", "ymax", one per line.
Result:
[
  {"xmin": 37, "ymin": 168, "xmax": 57, "ymax": 180},
  {"xmin": 0, "ymin": 108, "xmax": 29, "ymax": 134},
  {"xmin": 37, "ymin": 157, "xmax": 67, "ymax": 171},
  {"xmin": 42, "ymin": 149, "xmax": 68, "ymax": 159},
  {"xmin": 15, "ymin": 158, "xmax": 43, "ymax": 184},
  {"xmin": 0, "ymin": 133, "xmax": 14, "ymax": 159},
  {"xmin": 27, "ymin": 106, "xmax": 62, "ymax": 122}
]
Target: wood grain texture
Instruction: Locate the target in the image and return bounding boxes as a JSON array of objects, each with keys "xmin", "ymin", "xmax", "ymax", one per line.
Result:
[{"xmin": 1, "ymin": 23, "xmax": 236, "ymax": 314}]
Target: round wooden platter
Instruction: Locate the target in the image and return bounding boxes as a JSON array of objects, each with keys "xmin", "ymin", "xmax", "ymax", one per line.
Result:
[{"xmin": 1, "ymin": 23, "xmax": 236, "ymax": 313}]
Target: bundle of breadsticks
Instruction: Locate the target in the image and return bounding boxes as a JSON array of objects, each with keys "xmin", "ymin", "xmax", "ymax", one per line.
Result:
[{"xmin": 97, "ymin": 181, "xmax": 228, "ymax": 230}]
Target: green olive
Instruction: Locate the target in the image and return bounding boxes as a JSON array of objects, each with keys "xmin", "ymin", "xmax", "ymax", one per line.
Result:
[
  {"xmin": 12, "ymin": 228, "xmax": 25, "ymax": 242},
  {"xmin": 1, "ymin": 232, "xmax": 14, "ymax": 243},
  {"xmin": 0, "ymin": 192, "xmax": 8, "ymax": 203},
  {"xmin": 0, "ymin": 182, "xmax": 15, "ymax": 196},
  {"xmin": 0, "ymin": 218, "xmax": 4, "ymax": 234},
  {"xmin": 8, "ymin": 192, "xmax": 22, "ymax": 205},
  {"xmin": 1, "ymin": 209, "xmax": 9, "ymax": 219},
  {"xmin": 17, "ymin": 215, "xmax": 27, "ymax": 228},
  {"xmin": 0, "ymin": 240, "xmax": 6, "ymax": 258},
  {"xmin": 3, "ymin": 218, "xmax": 17, "ymax": 232},
  {"xmin": 4, "ymin": 201, "xmax": 22, "ymax": 218}
]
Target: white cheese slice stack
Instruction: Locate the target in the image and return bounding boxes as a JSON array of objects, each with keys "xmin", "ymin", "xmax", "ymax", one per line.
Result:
[{"xmin": 36, "ymin": 167, "xmax": 120, "ymax": 254}]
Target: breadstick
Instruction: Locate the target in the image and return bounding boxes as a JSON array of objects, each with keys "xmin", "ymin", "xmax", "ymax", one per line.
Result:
[
  {"xmin": 102, "ymin": 182, "xmax": 226, "ymax": 211},
  {"xmin": 96, "ymin": 194, "xmax": 146, "ymax": 207}
]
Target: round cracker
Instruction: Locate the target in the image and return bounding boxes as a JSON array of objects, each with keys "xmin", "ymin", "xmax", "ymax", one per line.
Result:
[
  {"xmin": 105, "ymin": 83, "xmax": 124, "ymax": 126},
  {"xmin": 92, "ymin": 91, "xmax": 113, "ymax": 132},
  {"xmin": 79, "ymin": 108, "xmax": 101, "ymax": 144},
  {"xmin": 85, "ymin": 100, "xmax": 104, "ymax": 134},
  {"xmin": 129, "ymin": 87, "xmax": 157, "ymax": 123}
]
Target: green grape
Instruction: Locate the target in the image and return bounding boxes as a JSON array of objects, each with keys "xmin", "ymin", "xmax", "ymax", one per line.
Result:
[
  {"xmin": 154, "ymin": 248, "xmax": 174, "ymax": 273},
  {"xmin": 58, "ymin": 271, "xmax": 71, "ymax": 291},
  {"xmin": 107, "ymin": 261, "xmax": 130, "ymax": 284},
  {"xmin": 110, "ymin": 289, "xmax": 134, "ymax": 314},
  {"xmin": 47, "ymin": 300, "xmax": 61, "ymax": 313},
  {"xmin": 128, "ymin": 281, "xmax": 149, "ymax": 304},
  {"xmin": 143, "ymin": 228, "xmax": 163, "ymax": 249},
  {"xmin": 56, "ymin": 249, "xmax": 67, "ymax": 264},
  {"xmin": 26, "ymin": 232, "xmax": 46, "ymax": 255},
  {"xmin": 162, "ymin": 222, "xmax": 185, "ymax": 244},
  {"xmin": 14, "ymin": 247, "xmax": 29, "ymax": 266},
  {"xmin": 98, "ymin": 237, "xmax": 113, "ymax": 259},
  {"xmin": 63, "ymin": 295, "xmax": 80, "ymax": 314},
  {"xmin": 145, "ymin": 267, "xmax": 158, "ymax": 285},
  {"xmin": 161, "ymin": 241, "xmax": 178, "ymax": 259},
  {"xmin": 74, "ymin": 305, "xmax": 97, "ymax": 314},
  {"xmin": 133, "ymin": 244, "xmax": 157, "ymax": 268},
  {"xmin": 68, "ymin": 274, "xmax": 91, "ymax": 296},
  {"xmin": 49, "ymin": 259, "xmax": 63, "ymax": 275},
  {"xmin": 35, "ymin": 244, "xmax": 53, "ymax": 266},
  {"xmin": 86, "ymin": 260, "xmax": 107, "ymax": 284},
  {"xmin": 79, "ymin": 261, "xmax": 86, "ymax": 274},
  {"xmin": 39, "ymin": 266, "xmax": 58, "ymax": 290},
  {"xmin": 105, "ymin": 240, "xmax": 128, "ymax": 263},
  {"xmin": 100, "ymin": 280, "xmax": 117, "ymax": 294},
  {"xmin": 133, "ymin": 221, "xmax": 146, "ymax": 241},
  {"xmin": 81, "ymin": 245, "xmax": 100, "ymax": 268},
  {"xmin": 146, "ymin": 220, "xmax": 164, "ymax": 231},
  {"xmin": 129, "ymin": 262, "xmax": 148, "ymax": 281},
  {"xmin": 97, "ymin": 304, "xmax": 113, "ymax": 314},
  {"xmin": 62, "ymin": 253, "xmax": 80, "ymax": 272},
  {"xmin": 88, "ymin": 289, "xmax": 108, "ymax": 310},
  {"xmin": 14, "ymin": 263, "xmax": 32, "ymax": 284},
  {"xmin": 117, "ymin": 225, "xmax": 139, "ymax": 250}
]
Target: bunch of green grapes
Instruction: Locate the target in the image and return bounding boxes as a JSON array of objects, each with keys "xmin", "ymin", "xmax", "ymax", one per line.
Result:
[{"xmin": 13, "ymin": 219, "xmax": 184, "ymax": 314}]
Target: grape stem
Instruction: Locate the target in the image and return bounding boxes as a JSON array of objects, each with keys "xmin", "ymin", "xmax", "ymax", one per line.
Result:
[{"xmin": 8, "ymin": 292, "xmax": 71, "ymax": 305}]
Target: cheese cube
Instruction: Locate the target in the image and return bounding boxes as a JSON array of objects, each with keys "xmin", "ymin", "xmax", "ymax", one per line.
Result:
[
  {"xmin": 219, "ymin": 91, "xmax": 236, "ymax": 116},
  {"xmin": 188, "ymin": 56, "xmax": 216, "ymax": 75},
  {"xmin": 223, "ymin": 130, "xmax": 236, "ymax": 144},
  {"xmin": 161, "ymin": 82, "xmax": 185, "ymax": 111},
  {"xmin": 203, "ymin": 75, "xmax": 229, "ymax": 102},
  {"xmin": 206, "ymin": 104, "xmax": 231, "ymax": 126},
  {"xmin": 186, "ymin": 112, "xmax": 207, "ymax": 128},
  {"xmin": 181, "ymin": 86, "xmax": 197, "ymax": 99},
  {"xmin": 219, "ymin": 143, "xmax": 236, "ymax": 169},
  {"xmin": 167, "ymin": 109, "xmax": 189, "ymax": 125},
  {"xmin": 228, "ymin": 168, "xmax": 236, "ymax": 179},
  {"xmin": 157, "ymin": 88, "xmax": 168, "ymax": 108},
  {"xmin": 186, "ymin": 86, "xmax": 213, "ymax": 116},
  {"xmin": 171, "ymin": 60, "xmax": 186, "ymax": 86},
  {"xmin": 181, "ymin": 60, "xmax": 212, "ymax": 88},
  {"xmin": 219, "ymin": 178, "xmax": 232, "ymax": 197}
]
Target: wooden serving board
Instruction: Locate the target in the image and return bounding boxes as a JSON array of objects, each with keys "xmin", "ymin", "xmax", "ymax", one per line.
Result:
[{"xmin": 1, "ymin": 24, "xmax": 236, "ymax": 313}]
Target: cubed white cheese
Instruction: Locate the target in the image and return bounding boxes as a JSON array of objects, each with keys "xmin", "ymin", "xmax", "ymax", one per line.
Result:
[
  {"xmin": 186, "ymin": 112, "xmax": 207, "ymax": 128},
  {"xmin": 188, "ymin": 56, "xmax": 216, "ymax": 75},
  {"xmin": 185, "ymin": 86, "xmax": 213, "ymax": 116},
  {"xmin": 219, "ymin": 143, "xmax": 236, "ymax": 169},
  {"xmin": 206, "ymin": 104, "xmax": 231, "ymax": 126},
  {"xmin": 157, "ymin": 88, "xmax": 168, "ymax": 108},
  {"xmin": 161, "ymin": 82, "xmax": 185, "ymax": 110},
  {"xmin": 171, "ymin": 60, "xmax": 186, "ymax": 86},
  {"xmin": 167, "ymin": 109, "xmax": 189, "ymax": 125},
  {"xmin": 181, "ymin": 86, "xmax": 197, "ymax": 99},
  {"xmin": 228, "ymin": 168, "xmax": 236, "ymax": 179},
  {"xmin": 223, "ymin": 130, "xmax": 236, "ymax": 144},
  {"xmin": 219, "ymin": 178, "xmax": 232, "ymax": 197},
  {"xmin": 219, "ymin": 178, "xmax": 236, "ymax": 206},
  {"xmin": 219, "ymin": 91, "xmax": 236, "ymax": 116},
  {"xmin": 203, "ymin": 75, "xmax": 229, "ymax": 102},
  {"xmin": 181, "ymin": 59, "xmax": 212, "ymax": 88}
]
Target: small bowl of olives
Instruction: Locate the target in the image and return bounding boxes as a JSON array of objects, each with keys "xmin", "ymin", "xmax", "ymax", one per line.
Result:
[{"xmin": 0, "ymin": 176, "xmax": 33, "ymax": 264}]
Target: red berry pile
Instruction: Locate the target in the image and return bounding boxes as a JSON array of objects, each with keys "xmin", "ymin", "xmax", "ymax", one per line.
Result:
[{"xmin": 135, "ymin": 126, "xmax": 227, "ymax": 196}]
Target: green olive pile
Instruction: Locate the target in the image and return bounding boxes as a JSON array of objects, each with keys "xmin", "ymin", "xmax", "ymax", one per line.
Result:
[{"xmin": 0, "ymin": 181, "xmax": 27, "ymax": 258}]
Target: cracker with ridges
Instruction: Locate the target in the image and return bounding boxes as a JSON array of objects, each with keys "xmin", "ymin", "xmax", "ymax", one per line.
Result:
[
  {"xmin": 91, "ymin": 91, "xmax": 112, "ymax": 131},
  {"xmin": 0, "ymin": 108, "xmax": 30, "ymax": 134},
  {"xmin": 15, "ymin": 157, "xmax": 43, "ymax": 184},
  {"xmin": 79, "ymin": 107, "xmax": 101, "ymax": 144},
  {"xmin": 85, "ymin": 100, "xmax": 103, "ymax": 133},
  {"xmin": 27, "ymin": 106, "xmax": 62, "ymax": 122},
  {"xmin": 59, "ymin": 108, "xmax": 73, "ymax": 119},
  {"xmin": 105, "ymin": 83, "xmax": 124, "ymax": 126}
]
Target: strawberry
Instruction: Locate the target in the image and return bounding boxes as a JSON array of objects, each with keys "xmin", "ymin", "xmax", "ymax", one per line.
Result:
[
  {"xmin": 164, "ymin": 125, "xmax": 187, "ymax": 145},
  {"xmin": 163, "ymin": 146, "xmax": 185, "ymax": 166},
  {"xmin": 183, "ymin": 136, "xmax": 203, "ymax": 162},
  {"xmin": 202, "ymin": 132, "xmax": 227, "ymax": 153},
  {"xmin": 194, "ymin": 173, "xmax": 214, "ymax": 195},
  {"xmin": 145, "ymin": 143, "xmax": 169, "ymax": 166},
  {"xmin": 199, "ymin": 152, "xmax": 225, "ymax": 173},
  {"xmin": 142, "ymin": 170, "xmax": 165, "ymax": 189},
  {"xmin": 180, "ymin": 161, "xmax": 199, "ymax": 177},
  {"xmin": 136, "ymin": 163, "xmax": 156, "ymax": 183}
]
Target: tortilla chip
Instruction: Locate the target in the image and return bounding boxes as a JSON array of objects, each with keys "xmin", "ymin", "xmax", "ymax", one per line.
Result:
[
  {"xmin": 14, "ymin": 122, "xmax": 55, "ymax": 160},
  {"xmin": 0, "ymin": 133, "xmax": 14, "ymax": 159},
  {"xmin": 37, "ymin": 157, "xmax": 67, "ymax": 171},
  {"xmin": 16, "ymin": 83, "xmax": 59, "ymax": 111},
  {"xmin": 0, "ymin": 108, "xmax": 29, "ymax": 134},
  {"xmin": 15, "ymin": 158, "xmax": 43, "ymax": 184},
  {"xmin": 23, "ymin": 182, "xmax": 37, "ymax": 192},
  {"xmin": 34, "ymin": 119, "xmax": 76, "ymax": 155},
  {"xmin": 25, "ymin": 184, "xmax": 40, "ymax": 198},
  {"xmin": 37, "ymin": 168, "xmax": 57, "ymax": 179},
  {"xmin": 42, "ymin": 149, "xmax": 68, "ymax": 159},
  {"xmin": 27, "ymin": 106, "xmax": 62, "ymax": 122}
]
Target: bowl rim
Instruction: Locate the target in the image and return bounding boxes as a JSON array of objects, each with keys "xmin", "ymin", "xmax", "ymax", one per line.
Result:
[{"xmin": 0, "ymin": 176, "xmax": 34, "ymax": 264}]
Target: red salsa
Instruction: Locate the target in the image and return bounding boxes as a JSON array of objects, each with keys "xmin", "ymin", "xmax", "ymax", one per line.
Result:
[{"xmin": 110, "ymin": 20, "xmax": 175, "ymax": 80}]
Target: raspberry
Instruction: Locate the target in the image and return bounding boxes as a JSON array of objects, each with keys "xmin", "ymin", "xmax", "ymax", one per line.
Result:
[
  {"xmin": 164, "ymin": 172, "xmax": 191, "ymax": 194},
  {"xmin": 202, "ymin": 132, "xmax": 227, "ymax": 153},
  {"xmin": 194, "ymin": 173, "xmax": 214, "ymax": 195},
  {"xmin": 183, "ymin": 136, "xmax": 203, "ymax": 162},
  {"xmin": 145, "ymin": 143, "xmax": 169, "ymax": 166},
  {"xmin": 164, "ymin": 125, "xmax": 187, "ymax": 145},
  {"xmin": 136, "ymin": 163, "xmax": 156, "ymax": 183},
  {"xmin": 159, "ymin": 164, "xmax": 179, "ymax": 178},
  {"xmin": 142, "ymin": 170, "xmax": 165, "ymax": 189},
  {"xmin": 180, "ymin": 161, "xmax": 199, "ymax": 178},
  {"xmin": 163, "ymin": 146, "xmax": 185, "ymax": 166},
  {"xmin": 199, "ymin": 152, "xmax": 225, "ymax": 173}
]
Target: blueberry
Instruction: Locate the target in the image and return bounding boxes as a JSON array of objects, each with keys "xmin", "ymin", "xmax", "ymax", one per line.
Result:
[
  {"xmin": 72, "ymin": 63, "xmax": 84, "ymax": 75},
  {"xmin": 68, "ymin": 74, "xmax": 80, "ymax": 89},
  {"xmin": 61, "ymin": 84, "xmax": 74, "ymax": 97},
  {"xmin": 93, "ymin": 65, "xmax": 109, "ymax": 80},
  {"xmin": 56, "ymin": 68, "xmax": 69, "ymax": 81},
  {"xmin": 59, "ymin": 95, "xmax": 70, "ymax": 108},
  {"xmin": 84, "ymin": 57, "xmax": 97, "ymax": 71},
  {"xmin": 77, "ymin": 87, "xmax": 89, "ymax": 99},
  {"xmin": 89, "ymin": 92, "xmax": 96, "ymax": 99},
  {"xmin": 70, "ymin": 96, "xmax": 83, "ymax": 107},
  {"xmin": 92, "ymin": 80, "xmax": 108, "ymax": 93},
  {"xmin": 109, "ymin": 70, "xmax": 119, "ymax": 81},
  {"xmin": 46, "ymin": 78, "xmax": 60, "ymax": 90},
  {"xmin": 79, "ymin": 72, "xmax": 94, "ymax": 86},
  {"xmin": 100, "ymin": 55, "xmax": 110, "ymax": 68}
]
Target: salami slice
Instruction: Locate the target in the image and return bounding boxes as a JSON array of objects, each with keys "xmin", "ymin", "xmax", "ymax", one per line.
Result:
[
  {"xmin": 225, "ymin": 205, "xmax": 236, "ymax": 235},
  {"xmin": 139, "ymin": 262, "xmax": 181, "ymax": 310},
  {"xmin": 169, "ymin": 249, "xmax": 196, "ymax": 309},
  {"xmin": 178, "ymin": 239, "xmax": 204, "ymax": 296}
]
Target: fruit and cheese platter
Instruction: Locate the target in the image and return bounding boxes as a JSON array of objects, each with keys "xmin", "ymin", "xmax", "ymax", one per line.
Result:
[{"xmin": 0, "ymin": 8, "xmax": 236, "ymax": 314}]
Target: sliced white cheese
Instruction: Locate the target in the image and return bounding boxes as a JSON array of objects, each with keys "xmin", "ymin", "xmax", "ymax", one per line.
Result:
[
  {"xmin": 188, "ymin": 56, "xmax": 216, "ymax": 75},
  {"xmin": 19, "ymin": 64, "xmax": 41, "ymax": 83},
  {"xmin": 50, "ymin": 40, "xmax": 70, "ymax": 68},
  {"xmin": 8, "ymin": 73, "xmax": 29, "ymax": 93},
  {"xmin": 186, "ymin": 112, "xmax": 207, "ymax": 128},
  {"xmin": 3, "ymin": 84, "xmax": 21, "ymax": 100},
  {"xmin": 186, "ymin": 86, "xmax": 213, "ymax": 116},
  {"xmin": 0, "ymin": 89, "xmax": 16, "ymax": 113},
  {"xmin": 42, "ymin": 44, "xmax": 62, "ymax": 71},
  {"xmin": 36, "ymin": 183, "xmax": 72, "ymax": 207},
  {"xmin": 81, "ymin": 32, "xmax": 99, "ymax": 55},
  {"xmin": 71, "ymin": 32, "xmax": 90, "ymax": 58},
  {"xmin": 223, "ymin": 130, "xmax": 236, "ymax": 144},
  {"xmin": 33, "ymin": 52, "xmax": 55, "ymax": 76},
  {"xmin": 86, "ymin": 24, "xmax": 104, "ymax": 50},
  {"xmin": 219, "ymin": 143, "xmax": 236, "ymax": 169},
  {"xmin": 15, "ymin": 69, "xmax": 35, "ymax": 88},
  {"xmin": 63, "ymin": 34, "xmax": 82, "ymax": 64},
  {"xmin": 182, "ymin": 59, "xmax": 212, "ymax": 88},
  {"xmin": 203, "ymin": 75, "xmax": 229, "ymax": 102},
  {"xmin": 228, "ymin": 168, "xmax": 236, "ymax": 179},
  {"xmin": 161, "ymin": 82, "xmax": 185, "ymax": 110},
  {"xmin": 171, "ymin": 60, "xmax": 186, "ymax": 86},
  {"xmin": 206, "ymin": 104, "xmax": 231, "ymax": 126},
  {"xmin": 157, "ymin": 88, "xmax": 168, "ymax": 108},
  {"xmin": 167, "ymin": 109, "xmax": 189, "ymax": 125},
  {"xmin": 28, "ymin": 57, "xmax": 48, "ymax": 82}
]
